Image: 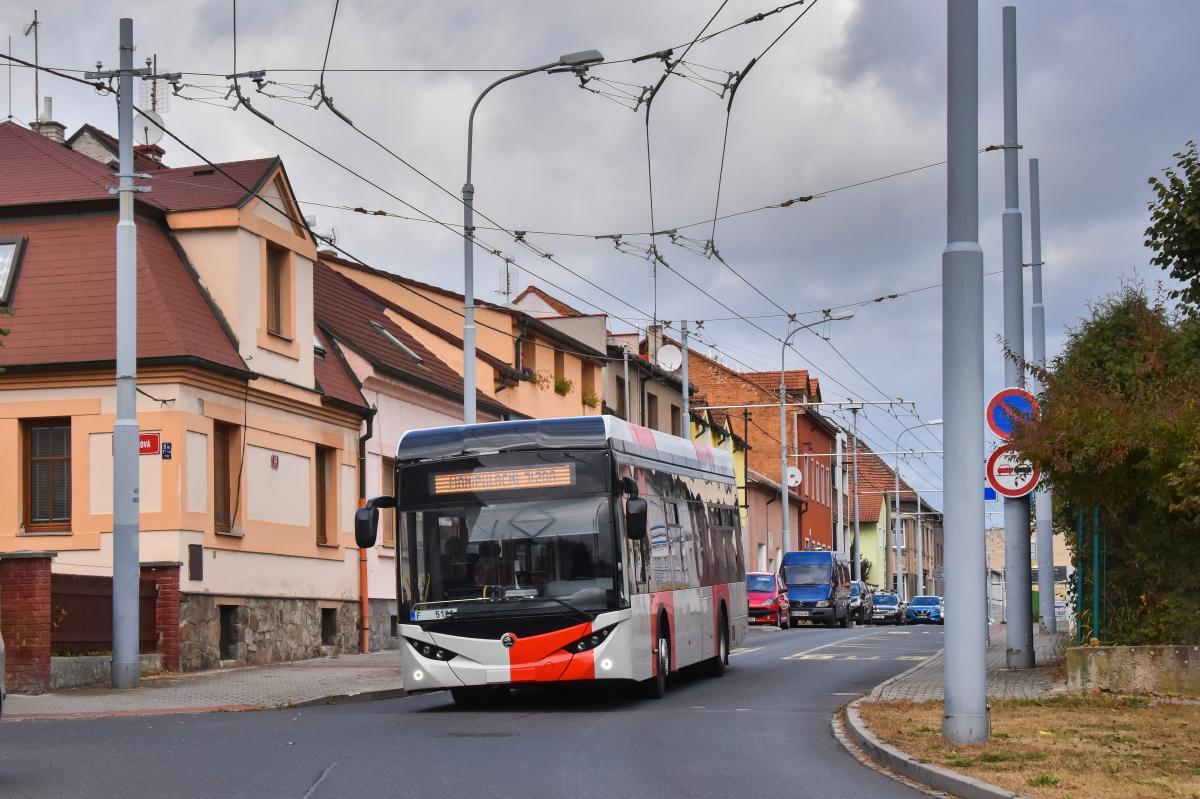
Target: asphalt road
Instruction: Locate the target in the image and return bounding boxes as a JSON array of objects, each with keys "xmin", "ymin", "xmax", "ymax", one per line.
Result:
[{"xmin": 0, "ymin": 623, "xmax": 944, "ymax": 799}]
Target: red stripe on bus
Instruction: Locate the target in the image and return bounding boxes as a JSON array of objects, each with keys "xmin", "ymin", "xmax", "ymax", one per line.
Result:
[
  {"xmin": 629, "ymin": 423, "xmax": 658, "ymax": 451},
  {"xmin": 506, "ymin": 621, "xmax": 593, "ymax": 683}
]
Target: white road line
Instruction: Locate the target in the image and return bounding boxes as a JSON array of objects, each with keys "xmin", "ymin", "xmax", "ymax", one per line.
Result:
[
  {"xmin": 730, "ymin": 646, "xmax": 763, "ymax": 657},
  {"xmin": 781, "ymin": 630, "xmax": 881, "ymax": 660}
]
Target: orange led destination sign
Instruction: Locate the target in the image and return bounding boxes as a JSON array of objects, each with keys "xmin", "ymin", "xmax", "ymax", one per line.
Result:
[{"xmin": 432, "ymin": 464, "xmax": 575, "ymax": 494}]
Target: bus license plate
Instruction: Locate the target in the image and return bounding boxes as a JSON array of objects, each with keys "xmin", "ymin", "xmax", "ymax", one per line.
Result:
[{"xmin": 412, "ymin": 608, "xmax": 457, "ymax": 621}]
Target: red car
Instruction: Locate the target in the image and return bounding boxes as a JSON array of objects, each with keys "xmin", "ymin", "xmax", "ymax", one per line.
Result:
[{"xmin": 746, "ymin": 572, "xmax": 791, "ymax": 629}]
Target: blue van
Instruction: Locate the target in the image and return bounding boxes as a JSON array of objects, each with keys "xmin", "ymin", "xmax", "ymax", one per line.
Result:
[{"xmin": 781, "ymin": 550, "xmax": 852, "ymax": 628}]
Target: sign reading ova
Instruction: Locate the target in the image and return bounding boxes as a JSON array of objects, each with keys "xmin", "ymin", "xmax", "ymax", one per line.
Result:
[
  {"xmin": 986, "ymin": 444, "xmax": 1040, "ymax": 498},
  {"xmin": 986, "ymin": 387, "xmax": 1039, "ymax": 441}
]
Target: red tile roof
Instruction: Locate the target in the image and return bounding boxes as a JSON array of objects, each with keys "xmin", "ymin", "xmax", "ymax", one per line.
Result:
[
  {"xmin": 66, "ymin": 124, "xmax": 166, "ymax": 173},
  {"xmin": 743, "ymin": 369, "xmax": 820, "ymax": 401},
  {"xmin": 313, "ymin": 260, "xmax": 515, "ymax": 416},
  {"xmin": 313, "ymin": 327, "xmax": 369, "ymax": 411},
  {"xmin": 0, "ymin": 122, "xmax": 278, "ymax": 214},
  {"xmin": 0, "ymin": 213, "xmax": 246, "ymax": 374},
  {"xmin": 849, "ymin": 436, "xmax": 917, "ymax": 523}
]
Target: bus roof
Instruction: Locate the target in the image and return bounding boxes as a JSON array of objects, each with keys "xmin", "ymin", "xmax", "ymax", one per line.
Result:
[{"xmin": 395, "ymin": 416, "xmax": 735, "ymax": 478}]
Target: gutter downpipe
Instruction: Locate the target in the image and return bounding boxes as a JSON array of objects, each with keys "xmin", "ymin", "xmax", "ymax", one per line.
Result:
[{"xmin": 358, "ymin": 407, "xmax": 376, "ymax": 654}]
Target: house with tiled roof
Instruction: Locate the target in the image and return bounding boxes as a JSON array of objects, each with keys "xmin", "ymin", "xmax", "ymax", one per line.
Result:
[
  {"xmin": 0, "ymin": 119, "xmax": 376, "ymax": 685},
  {"xmin": 325, "ymin": 261, "xmax": 609, "ymax": 420}
]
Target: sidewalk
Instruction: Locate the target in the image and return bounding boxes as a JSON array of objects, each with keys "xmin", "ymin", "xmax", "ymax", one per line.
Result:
[
  {"xmin": 869, "ymin": 623, "xmax": 1067, "ymax": 702},
  {"xmin": 2, "ymin": 650, "xmax": 405, "ymax": 721}
]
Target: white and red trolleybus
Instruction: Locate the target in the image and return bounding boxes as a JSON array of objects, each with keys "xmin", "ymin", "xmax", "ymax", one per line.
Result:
[{"xmin": 355, "ymin": 416, "xmax": 747, "ymax": 703}]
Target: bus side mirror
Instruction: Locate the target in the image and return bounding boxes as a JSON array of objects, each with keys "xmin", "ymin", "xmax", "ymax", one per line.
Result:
[
  {"xmin": 625, "ymin": 497, "xmax": 648, "ymax": 541},
  {"xmin": 355, "ymin": 496, "xmax": 396, "ymax": 549}
]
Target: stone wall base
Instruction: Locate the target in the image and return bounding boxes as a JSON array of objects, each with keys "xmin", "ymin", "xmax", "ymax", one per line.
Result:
[
  {"xmin": 50, "ymin": 653, "xmax": 162, "ymax": 691},
  {"xmin": 368, "ymin": 599, "xmax": 399, "ymax": 651},
  {"xmin": 1068, "ymin": 645, "xmax": 1200, "ymax": 696},
  {"xmin": 179, "ymin": 595, "xmax": 359, "ymax": 672}
]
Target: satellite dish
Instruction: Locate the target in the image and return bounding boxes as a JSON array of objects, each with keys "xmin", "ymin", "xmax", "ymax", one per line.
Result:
[
  {"xmin": 133, "ymin": 109, "xmax": 165, "ymax": 146},
  {"xmin": 656, "ymin": 343, "xmax": 683, "ymax": 372},
  {"xmin": 786, "ymin": 467, "xmax": 802, "ymax": 488}
]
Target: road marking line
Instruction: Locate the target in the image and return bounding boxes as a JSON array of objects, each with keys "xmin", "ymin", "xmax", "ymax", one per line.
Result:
[
  {"xmin": 895, "ymin": 655, "xmax": 930, "ymax": 661},
  {"xmin": 730, "ymin": 646, "xmax": 762, "ymax": 656},
  {"xmin": 782, "ymin": 630, "xmax": 881, "ymax": 660}
]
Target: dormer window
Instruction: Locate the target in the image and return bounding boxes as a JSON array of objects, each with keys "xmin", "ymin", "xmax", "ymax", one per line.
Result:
[
  {"xmin": 265, "ymin": 242, "xmax": 291, "ymax": 338},
  {"xmin": 0, "ymin": 237, "xmax": 27, "ymax": 306}
]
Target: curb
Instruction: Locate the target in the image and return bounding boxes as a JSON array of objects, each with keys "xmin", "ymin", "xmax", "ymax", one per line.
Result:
[
  {"xmin": 294, "ymin": 687, "xmax": 408, "ymax": 708},
  {"xmin": 842, "ymin": 698, "xmax": 1031, "ymax": 799}
]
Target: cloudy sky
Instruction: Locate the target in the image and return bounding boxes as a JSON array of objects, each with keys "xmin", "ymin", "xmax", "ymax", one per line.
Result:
[{"xmin": 3, "ymin": 1, "xmax": 1197, "ymax": 509}]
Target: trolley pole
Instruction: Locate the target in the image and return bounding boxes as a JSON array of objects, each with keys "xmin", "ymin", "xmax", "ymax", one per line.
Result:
[
  {"xmin": 1029, "ymin": 158, "xmax": 1056, "ymax": 633},
  {"xmin": 1000, "ymin": 5, "xmax": 1034, "ymax": 670},
  {"xmin": 942, "ymin": 0, "xmax": 990, "ymax": 744},
  {"xmin": 87, "ymin": 19, "xmax": 149, "ymax": 689}
]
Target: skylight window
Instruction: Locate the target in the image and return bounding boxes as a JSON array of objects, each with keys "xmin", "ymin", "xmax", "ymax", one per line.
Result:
[
  {"xmin": 369, "ymin": 320, "xmax": 423, "ymax": 363},
  {"xmin": 0, "ymin": 238, "xmax": 26, "ymax": 306}
]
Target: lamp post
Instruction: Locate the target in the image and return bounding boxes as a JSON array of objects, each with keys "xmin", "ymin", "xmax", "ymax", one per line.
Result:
[
  {"xmin": 779, "ymin": 312, "xmax": 853, "ymax": 552},
  {"xmin": 461, "ymin": 49, "xmax": 604, "ymax": 423},
  {"xmin": 894, "ymin": 419, "xmax": 942, "ymax": 602}
]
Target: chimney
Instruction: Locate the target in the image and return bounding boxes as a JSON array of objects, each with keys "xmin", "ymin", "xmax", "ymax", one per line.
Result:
[
  {"xmin": 134, "ymin": 143, "xmax": 166, "ymax": 163},
  {"xmin": 30, "ymin": 97, "xmax": 66, "ymax": 143},
  {"xmin": 646, "ymin": 323, "xmax": 664, "ymax": 366}
]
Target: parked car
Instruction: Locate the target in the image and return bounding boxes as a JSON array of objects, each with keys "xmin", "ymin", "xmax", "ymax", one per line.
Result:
[
  {"xmin": 746, "ymin": 572, "xmax": 790, "ymax": 629},
  {"xmin": 850, "ymin": 581, "xmax": 874, "ymax": 624},
  {"xmin": 905, "ymin": 595, "xmax": 944, "ymax": 625},
  {"xmin": 782, "ymin": 550, "xmax": 853, "ymax": 628},
  {"xmin": 870, "ymin": 592, "xmax": 905, "ymax": 625}
]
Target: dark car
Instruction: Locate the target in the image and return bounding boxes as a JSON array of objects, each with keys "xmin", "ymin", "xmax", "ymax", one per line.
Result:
[
  {"xmin": 905, "ymin": 595, "xmax": 944, "ymax": 625},
  {"xmin": 870, "ymin": 591, "xmax": 905, "ymax": 625},
  {"xmin": 850, "ymin": 581, "xmax": 874, "ymax": 624},
  {"xmin": 746, "ymin": 571, "xmax": 790, "ymax": 629}
]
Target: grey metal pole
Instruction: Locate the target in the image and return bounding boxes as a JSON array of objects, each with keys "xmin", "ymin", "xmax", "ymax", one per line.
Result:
[
  {"xmin": 851, "ymin": 407, "xmax": 862, "ymax": 583},
  {"xmin": 462, "ymin": 62, "xmax": 557, "ymax": 425},
  {"xmin": 1030, "ymin": 158, "xmax": 1056, "ymax": 633},
  {"xmin": 1001, "ymin": 4, "xmax": 1034, "ymax": 670},
  {"xmin": 943, "ymin": 0, "xmax": 990, "ymax": 745},
  {"xmin": 779, "ymin": 326, "xmax": 791, "ymax": 553},
  {"xmin": 112, "ymin": 16, "xmax": 141, "ymax": 689},
  {"xmin": 623, "ymin": 347, "xmax": 631, "ymax": 421},
  {"xmin": 893, "ymin": 454, "xmax": 904, "ymax": 600},
  {"xmin": 680, "ymin": 320, "xmax": 690, "ymax": 432},
  {"xmin": 916, "ymin": 494, "xmax": 925, "ymax": 595}
]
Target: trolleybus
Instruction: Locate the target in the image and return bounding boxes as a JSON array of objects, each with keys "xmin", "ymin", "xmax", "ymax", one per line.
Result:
[{"xmin": 355, "ymin": 416, "xmax": 747, "ymax": 703}]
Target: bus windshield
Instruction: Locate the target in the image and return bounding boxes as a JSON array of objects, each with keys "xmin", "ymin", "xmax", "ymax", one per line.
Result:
[{"xmin": 405, "ymin": 494, "xmax": 617, "ymax": 619}]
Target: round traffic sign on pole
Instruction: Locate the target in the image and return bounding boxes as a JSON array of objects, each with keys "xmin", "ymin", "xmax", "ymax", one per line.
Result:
[
  {"xmin": 986, "ymin": 387, "xmax": 1038, "ymax": 440},
  {"xmin": 986, "ymin": 444, "xmax": 1039, "ymax": 498}
]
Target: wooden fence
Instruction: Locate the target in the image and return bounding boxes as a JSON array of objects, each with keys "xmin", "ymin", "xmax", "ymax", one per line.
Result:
[{"xmin": 50, "ymin": 573, "xmax": 157, "ymax": 656}]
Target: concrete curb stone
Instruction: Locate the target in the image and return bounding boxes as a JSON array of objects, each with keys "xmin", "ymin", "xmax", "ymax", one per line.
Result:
[{"xmin": 843, "ymin": 697, "xmax": 1032, "ymax": 799}]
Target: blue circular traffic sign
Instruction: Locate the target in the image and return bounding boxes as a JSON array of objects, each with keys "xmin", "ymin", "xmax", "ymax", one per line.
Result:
[{"xmin": 986, "ymin": 388, "xmax": 1038, "ymax": 440}]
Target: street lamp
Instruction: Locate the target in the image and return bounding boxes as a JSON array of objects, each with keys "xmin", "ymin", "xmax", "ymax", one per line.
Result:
[
  {"xmin": 461, "ymin": 49, "xmax": 604, "ymax": 424},
  {"xmin": 779, "ymin": 312, "xmax": 853, "ymax": 552},
  {"xmin": 894, "ymin": 418, "xmax": 942, "ymax": 602}
]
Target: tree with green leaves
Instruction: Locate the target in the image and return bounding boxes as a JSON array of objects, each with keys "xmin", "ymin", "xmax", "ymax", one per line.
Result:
[
  {"xmin": 1010, "ymin": 286, "xmax": 1200, "ymax": 644},
  {"xmin": 1146, "ymin": 140, "xmax": 1200, "ymax": 309}
]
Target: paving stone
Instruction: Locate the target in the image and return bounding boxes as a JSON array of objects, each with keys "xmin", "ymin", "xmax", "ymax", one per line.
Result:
[{"xmin": 868, "ymin": 624, "xmax": 1067, "ymax": 703}]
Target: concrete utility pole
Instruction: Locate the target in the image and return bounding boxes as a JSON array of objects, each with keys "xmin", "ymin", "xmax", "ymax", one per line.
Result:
[
  {"xmin": 893, "ymin": 467, "xmax": 903, "ymax": 600},
  {"xmin": 916, "ymin": 494, "xmax": 925, "ymax": 595},
  {"xmin": 1029, "ymin": 158, "xmax": 1055, "ymax": 632},
  {"xmin": 1000, "ymin": 5, "xmax": 1034, "ymax": 670},
  {"xmin": 942, "ymin": 0, "xmax": 991, "ymax": 744},
  {"xmin": 88, "ymin": 19, "xmax": 148, "ymax": 689},
  {"xmin": 680, "ymin": 320, "xmax": 690, "ymax": 430}
]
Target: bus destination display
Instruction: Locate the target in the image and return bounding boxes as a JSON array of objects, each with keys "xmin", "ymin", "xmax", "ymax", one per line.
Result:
[{"xmin": 431, "ymin": 464, "xmax": 574, "ymax": 495}]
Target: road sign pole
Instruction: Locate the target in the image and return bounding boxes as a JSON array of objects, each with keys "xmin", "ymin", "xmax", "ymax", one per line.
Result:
[
  {"xmin": 1000, "ymin": 5, "xmax": 1034, "ymax": 670},
  {"xmin": 1029, "ymin": 158, "xmax": 1056, "ymax": 633}
]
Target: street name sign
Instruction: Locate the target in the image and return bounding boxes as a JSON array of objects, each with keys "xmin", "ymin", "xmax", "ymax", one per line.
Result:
[
  {"xmin": 986, "ymin": 444, "xmax": 1039, "ymax": 498},
  {"xmin": 138, "ymin": 432, "xmax": 161, "ymax": 456},
  {"xmin": 986, "ymin": 387, "xmax": 1038, "ymax": 440}
]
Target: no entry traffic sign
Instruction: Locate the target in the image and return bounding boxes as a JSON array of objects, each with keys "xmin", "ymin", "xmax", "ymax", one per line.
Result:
[
  {"xmin": 986, "ymin": 444, "xmax": 1039, "ymax": 498},
  {"xmin": 986, "ymin": 387, "xmax": 1038, "ymax": 440}
]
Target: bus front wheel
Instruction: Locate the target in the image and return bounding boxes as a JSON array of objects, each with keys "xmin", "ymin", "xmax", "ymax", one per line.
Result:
[{"xmin": 642, "ymin": 625, "xmax": 670, "ymax": 699}]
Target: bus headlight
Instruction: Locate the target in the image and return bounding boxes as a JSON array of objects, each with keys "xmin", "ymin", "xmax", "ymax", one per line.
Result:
[
  {"xmin": 406, "ymin": 637, "xmax": 457, "ymax": 661},
  {"xmin": 563, "ymin": 626, "xmax": 614, "ymax": 654}
]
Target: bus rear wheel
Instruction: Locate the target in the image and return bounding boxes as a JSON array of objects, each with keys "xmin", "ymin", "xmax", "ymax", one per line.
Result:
[{"xmin": 706, "ymin": 611, "xmax": 729, "ymax": 678}]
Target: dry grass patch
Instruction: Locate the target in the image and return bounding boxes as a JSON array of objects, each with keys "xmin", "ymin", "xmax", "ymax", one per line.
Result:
[{"xmin": 856, "ymin": 695, "xmax": 1200, "ymax": 798}]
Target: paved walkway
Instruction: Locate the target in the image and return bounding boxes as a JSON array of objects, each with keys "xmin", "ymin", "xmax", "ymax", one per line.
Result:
[
  {"xmin": 3, "ymin": 650, "xmax": 404, "ymax": 721},
  {"xmin": 869, "ymin": 624, "xmax": 1067, "ymax": 702}
]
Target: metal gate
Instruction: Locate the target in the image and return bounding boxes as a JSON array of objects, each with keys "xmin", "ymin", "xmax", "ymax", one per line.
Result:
[{"xmin": 50, "ymin": 573, "xmax": 157, "ymax": 655}]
